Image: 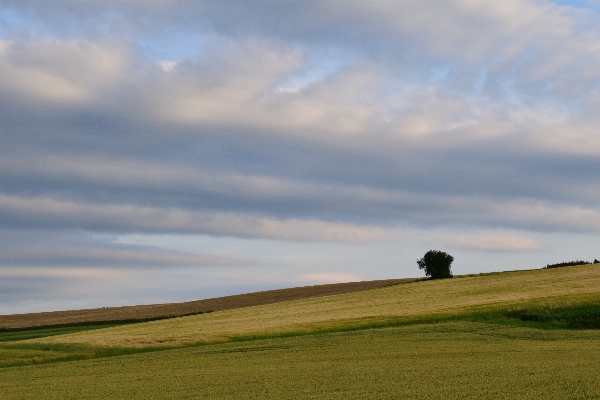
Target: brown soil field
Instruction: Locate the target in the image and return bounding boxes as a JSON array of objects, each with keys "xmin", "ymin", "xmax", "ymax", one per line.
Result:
[{"xmin": 0, "ymin": 278, "xmax": 417, "ymax": 329}]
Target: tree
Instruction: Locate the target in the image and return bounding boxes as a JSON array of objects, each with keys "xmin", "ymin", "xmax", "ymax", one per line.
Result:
[{"xmin": 417, "ymin": 250, "xmax": 454, "ymax": 279}]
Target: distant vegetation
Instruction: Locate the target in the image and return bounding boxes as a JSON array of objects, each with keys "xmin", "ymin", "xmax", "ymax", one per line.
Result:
[{"xmin": 544, "ymin": 259, "xmax": 600, "ymax": 269}]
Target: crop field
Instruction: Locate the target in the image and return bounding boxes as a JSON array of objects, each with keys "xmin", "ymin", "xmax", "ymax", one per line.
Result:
[
  {"xmin": 0, "ymin": 278, "xmax": 414, "ymax": 329},
  {"xmin": 1, "ymin": 264, "xmax": 600, "ymax": 399}
]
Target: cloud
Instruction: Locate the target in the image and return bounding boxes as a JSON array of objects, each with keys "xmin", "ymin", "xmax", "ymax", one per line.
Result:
[
  {"xmin": 0, "ymin": 38, "xmax": 129, "ymax": 104},
  {"xmin": 6, "ymin": 1, "xmax": 598, "ymax": 93},
  {"xmin": 0, "ymin": 247, "xmax": 247, "ymax": 268},
  {"xmin": 295, "ymin": 272, "xmax": 363, "ymax": 284},
  {"xmin": 0, "ymin": 194, "xmax": 390, "ymax": 243},
  {"xmin": 0, "ymin": 266, "xmax": 124, "ymax": 279},
  {"xmin": 2, "ymin": 145, "xmax": 600, "ymax": 236},
  {"xmin": 450, "ymin": 232, "xmax": 544, "ymax": 252}
]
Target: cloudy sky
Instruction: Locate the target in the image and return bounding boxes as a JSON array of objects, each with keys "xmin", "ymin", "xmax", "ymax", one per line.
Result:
[{"xmin": 2, "ymin": 0, "xmax": 600, "ymax": 314}]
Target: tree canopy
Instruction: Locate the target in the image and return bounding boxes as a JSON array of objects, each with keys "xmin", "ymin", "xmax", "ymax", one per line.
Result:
[{"xmin": 417, "ymin": 250, "xmax": 453, "ymax": 279}]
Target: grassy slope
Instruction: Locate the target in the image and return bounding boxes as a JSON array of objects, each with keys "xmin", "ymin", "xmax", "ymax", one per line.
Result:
[{"xmin": 25, "ymin": 264, "xmax": 600, "ymax": 348}]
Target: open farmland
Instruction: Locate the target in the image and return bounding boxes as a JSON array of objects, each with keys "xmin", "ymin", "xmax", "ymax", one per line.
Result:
[
  {"xmin": 0, "ymin": 278, "xmax": 414, "ymax": 329},
  {"xmin": 2, "ymin": 322, "xmax": 600, "ymax": 399},
  {"xmin": 1, "ymin": 264, "xmax": 600, "ymax": 399},
  {"xmin": 23, "ymin": 264, "xmax": 600, "ymax": 348}
]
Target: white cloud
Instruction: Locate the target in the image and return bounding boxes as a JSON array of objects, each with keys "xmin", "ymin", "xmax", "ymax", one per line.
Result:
[
  {"xmin": 154, "ymin": 39, "xmax": 302, "ymax": 124},
  {"xmin": 450, "ymin": 232, "xmax": 543, "ymax": 252},
  {"xmin": 0, "ymin": 39, "xmax": 130, "ymax": 104},
  {"xmin": 148, "ymin": 42, "xmax": 379, "ymax": 136},
  {"xmin": 525, "ymin": 120, "xmax": 600, "ymax": 155},
  {"xmin": 465, "ymin": 199, "xmax": 599, "ymax": 232},
  {"xmin": 295, "ymin": 272, "xmax": 363, "ymax": 284},
  {"xmin": 0, "ymin": 40, "xmax": 10, "ymax": 53},
  {"xmin": 157, "ymin": 60, "xmax": 178, "ymax": 72}
]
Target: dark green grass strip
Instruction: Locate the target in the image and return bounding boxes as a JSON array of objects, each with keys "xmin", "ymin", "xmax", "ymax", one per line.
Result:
[
  {"xmin": 502, "ymin": 302, "xmax": 600, "ymax": 329},
  {"xmin": 0, "ymin": 325, "xmax": 129, "ymax": 342},
  {"xmin": 0, "ymin": 310, "xmax": 212, "ymax": 342}
]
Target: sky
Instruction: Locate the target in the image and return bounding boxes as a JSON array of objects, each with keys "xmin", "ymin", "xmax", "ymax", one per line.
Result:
[{"xmin": 1, "ymin": 0, "xmax": 600, "ymax": 314}]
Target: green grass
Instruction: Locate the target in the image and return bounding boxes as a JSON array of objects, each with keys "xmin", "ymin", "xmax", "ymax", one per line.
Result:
[
  {"xmin": 2, "ymin": 265, "xmax": 600, "ymax": 398},
  {"xmin": 503, "ymin": 302, "xmax": 600, "ymax": 329},
  {"xmin": 2, "ymin": 322, "xmax": 600, "ymax": 399}
]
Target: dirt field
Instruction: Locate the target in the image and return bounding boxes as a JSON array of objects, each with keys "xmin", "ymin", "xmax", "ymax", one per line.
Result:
[{"xmin": 0, "ymin": 278, "xmax": 417, "ymax": 329}]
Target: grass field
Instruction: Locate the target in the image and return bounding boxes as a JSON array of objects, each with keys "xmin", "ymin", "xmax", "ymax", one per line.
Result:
[
  {"xmin": 1, "ymin": 264, "xmax": 600, "ymax": 399},
  {"xmin": 2, "ymin": 322, "xmax": 600, "ymax": 399}
]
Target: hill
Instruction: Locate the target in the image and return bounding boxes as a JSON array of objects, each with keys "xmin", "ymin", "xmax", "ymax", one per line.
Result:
[
  {"xmin": 0, "ymin": 278, "xmax": 415, "ymax": 329},
  {"xmin": 23, "ymin": 264, "xmax": 600, "ymax": 348}
]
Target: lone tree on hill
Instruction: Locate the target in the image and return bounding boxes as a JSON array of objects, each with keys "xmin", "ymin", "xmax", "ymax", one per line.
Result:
[{"xmin": 417, "ymin": 250, "xmax": 454, "ymax": 279}]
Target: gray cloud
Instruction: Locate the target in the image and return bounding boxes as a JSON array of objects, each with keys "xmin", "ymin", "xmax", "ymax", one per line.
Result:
[
  {"xmin": 0, "ymin": 194, "xmax": 391, "ymax": 242},
  {"xmin": 0, "ymin": 247, "xmax": 247, "ymax": 268},
  {"xmin": 0, "ymin": 229, "xmax": 254, "ymax": 269}
]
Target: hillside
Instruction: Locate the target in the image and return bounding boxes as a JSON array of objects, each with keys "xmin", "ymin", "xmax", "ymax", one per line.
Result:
[
  {"xmin": 0, "ymin": 278, "xmax": 415, "ymax": 329},
  {"xmin": 24, "ymin": 264, "xmax": 600, "ymax": 348}
]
